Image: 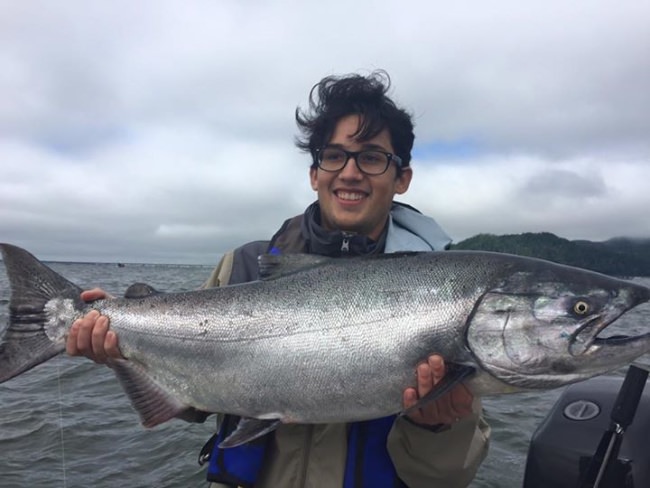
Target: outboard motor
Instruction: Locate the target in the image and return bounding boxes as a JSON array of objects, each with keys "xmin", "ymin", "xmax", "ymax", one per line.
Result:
[{"xmin": 523, "ymin": 365, "xmax": 650, "ymax": 488}]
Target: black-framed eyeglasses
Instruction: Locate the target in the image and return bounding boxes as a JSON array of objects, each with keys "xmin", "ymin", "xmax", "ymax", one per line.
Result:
[{"xmin": 316, "ymin": 147, "xmax": 403, "ymax": 176}]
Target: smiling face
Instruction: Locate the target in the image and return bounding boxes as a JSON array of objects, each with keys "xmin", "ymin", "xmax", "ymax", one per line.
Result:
[{"xmin": 309, "ymin": 114, "xmax": 413, "ymax": 240}]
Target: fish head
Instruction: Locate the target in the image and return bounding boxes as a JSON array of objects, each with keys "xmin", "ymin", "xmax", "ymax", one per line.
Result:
[{"xmin": 466, "ymin": 260, "xmax": 650, "ymax": 391}]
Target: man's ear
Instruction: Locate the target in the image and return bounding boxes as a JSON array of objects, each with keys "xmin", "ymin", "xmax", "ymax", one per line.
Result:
[
  {"xmin": 309, "ymin": 167, "xmax": 318, "ymax": 191},
  {"xmin": 395, "ymin": 167, "xmax": 413, "ymax": 195}
]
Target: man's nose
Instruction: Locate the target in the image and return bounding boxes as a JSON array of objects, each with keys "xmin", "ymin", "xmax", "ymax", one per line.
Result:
[{"xmin": 338, "ymin": 155, "xmax": 363, "ymax": 179}]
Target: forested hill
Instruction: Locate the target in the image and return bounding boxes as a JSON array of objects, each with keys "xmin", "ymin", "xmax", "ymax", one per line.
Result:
[{"xmin": 452, "ymin": 232, "xmax": 650, "ymax": 277}]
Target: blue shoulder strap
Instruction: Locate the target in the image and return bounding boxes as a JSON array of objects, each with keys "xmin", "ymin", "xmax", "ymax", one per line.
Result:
[{"xmin": 344, "ymin": 415, "xmax": 407, "ymax": 488}]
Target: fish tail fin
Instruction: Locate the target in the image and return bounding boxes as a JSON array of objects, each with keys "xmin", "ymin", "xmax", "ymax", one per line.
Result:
[{"xmin": 0, "ymin": 243, "xmax": 83, "ymax": 382}]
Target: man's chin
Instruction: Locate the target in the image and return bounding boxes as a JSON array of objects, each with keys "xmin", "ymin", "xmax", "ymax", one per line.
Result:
[{"xmin": 331, "ymin": 217, "xmax": 368, "ymax": 235}]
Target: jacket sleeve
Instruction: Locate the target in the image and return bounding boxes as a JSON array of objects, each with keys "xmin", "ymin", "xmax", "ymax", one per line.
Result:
[
  {"xmin": 387, "ymin": 398, "xmax": 490, "ymax": 488},
  {"xmin": 203, "ymin": 251, "xmax": 235, "ymax": 288},
  {"xmin": 202, "ymin": 240, "xmax": 270, "ymax": 288}
]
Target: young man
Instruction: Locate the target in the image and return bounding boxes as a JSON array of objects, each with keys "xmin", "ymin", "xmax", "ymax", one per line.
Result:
[{"xmin": 68, "ymin": 71, "xmax": 490, "ymax": 487}]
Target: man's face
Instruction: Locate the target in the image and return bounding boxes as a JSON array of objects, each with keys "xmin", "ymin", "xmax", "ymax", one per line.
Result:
[{"xmin": 310, "ymin": 114, "xmax": 412, "ymax": 240}]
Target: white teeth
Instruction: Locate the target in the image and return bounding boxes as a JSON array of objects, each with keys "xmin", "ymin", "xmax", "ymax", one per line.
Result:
[{"xmin": 337, "ymin": 191, "xmax": 365, "ymax": 201}]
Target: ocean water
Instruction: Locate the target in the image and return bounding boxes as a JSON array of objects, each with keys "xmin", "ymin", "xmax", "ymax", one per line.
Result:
[{"xmin": 0, "ymin": 261, "xmax": 648, "ymax": 488}]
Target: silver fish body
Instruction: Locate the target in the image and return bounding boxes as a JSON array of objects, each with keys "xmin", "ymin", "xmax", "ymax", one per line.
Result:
[{"xmin": 1, "ymin": 244, "xmax": 649, "ymax": 439}]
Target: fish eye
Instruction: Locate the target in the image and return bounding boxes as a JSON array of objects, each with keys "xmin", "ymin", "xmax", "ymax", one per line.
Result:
[{"xmin": 573, "ymin": 300, "xmax": 590, "ymax": 315}]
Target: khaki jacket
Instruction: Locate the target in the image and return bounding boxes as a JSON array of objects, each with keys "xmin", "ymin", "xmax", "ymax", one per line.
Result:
[{"xmin": 205, "ymin": 249, "xmax": 490, "ymax": 488}]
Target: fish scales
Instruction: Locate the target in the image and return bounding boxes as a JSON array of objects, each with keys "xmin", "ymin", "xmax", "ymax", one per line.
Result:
[{"xmin": 96, "ymin": 253, "xmax": 488, "ymax": 421}]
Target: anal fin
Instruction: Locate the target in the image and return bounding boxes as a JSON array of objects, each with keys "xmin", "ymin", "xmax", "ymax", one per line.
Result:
[{"xmin": 108, "ymin": 358, "xmax": 193, "ymax": 428}]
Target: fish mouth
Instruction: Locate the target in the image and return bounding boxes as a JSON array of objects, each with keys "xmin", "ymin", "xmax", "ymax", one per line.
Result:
[
  {"xmin": 592, "ymin": 333, "xmax": 650, "ymax": 346},
  {"xmin": 569, "ymin": 315, "xmax": 611, "ymax": 356},
  {"xmin": 570, "ymin": 318, "xmax": 650, "ymax": 356}
]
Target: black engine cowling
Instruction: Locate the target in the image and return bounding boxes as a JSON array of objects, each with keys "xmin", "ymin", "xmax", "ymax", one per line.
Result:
[{"xmin": 523, "ymin": 374, "xmax": 650, "ymax": 488}]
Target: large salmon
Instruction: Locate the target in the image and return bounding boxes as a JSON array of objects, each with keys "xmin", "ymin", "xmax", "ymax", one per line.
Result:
[{"xmin": 1, "ymin": 243, "xmax": 648, "ymax": 446}]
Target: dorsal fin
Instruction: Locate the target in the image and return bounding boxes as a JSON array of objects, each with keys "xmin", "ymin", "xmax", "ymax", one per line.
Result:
[
  {"xmin": 124, "ymin": 283, "xmax": 161, "ymax": 299},
  {"xmin": 258, "ymin": 254, "xmax": 332, "ymax": 280}
]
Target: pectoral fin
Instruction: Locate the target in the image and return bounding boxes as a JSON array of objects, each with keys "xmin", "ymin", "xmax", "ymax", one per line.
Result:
[
  {"xmin": 218, "ymin": 418, "xmax": 282, "ymax": 448},
  {"xmin": 400, "ymin": 363, "xmax": 476, "ymax": 417}
]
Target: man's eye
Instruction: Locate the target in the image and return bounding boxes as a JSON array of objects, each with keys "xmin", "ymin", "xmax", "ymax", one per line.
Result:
[
  {"xmin": 360, "ymin": 153, "xmax": 382, "ymax": 163},
  {"xmin": 324, "ymin": 152, "xmax": 343, "ymax": 161}
]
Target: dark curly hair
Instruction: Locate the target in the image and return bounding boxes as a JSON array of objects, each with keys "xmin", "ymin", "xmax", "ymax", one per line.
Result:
[{"xmin": 295, "ymin": 70, "xmax": 415, "ymax": 175}]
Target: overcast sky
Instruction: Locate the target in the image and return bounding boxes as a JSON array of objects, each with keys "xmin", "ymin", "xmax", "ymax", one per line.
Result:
[{"xmin": 1, "ymin": 0, "xmax": 649, "ymax": 264}]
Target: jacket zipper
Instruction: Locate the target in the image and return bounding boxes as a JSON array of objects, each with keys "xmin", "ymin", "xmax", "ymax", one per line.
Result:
[{"xmin": 341, "ymin": 232, "xmax": 353, "ymax": 253}]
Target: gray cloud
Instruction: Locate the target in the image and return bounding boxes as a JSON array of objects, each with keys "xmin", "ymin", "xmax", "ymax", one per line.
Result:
[
  {"xmin": 1, "ymin": 0, "xmax": 648, "ymax": 263},
  {"xmin": 521, "ymin": 169, "xmax": 607, "ymax": 199}
]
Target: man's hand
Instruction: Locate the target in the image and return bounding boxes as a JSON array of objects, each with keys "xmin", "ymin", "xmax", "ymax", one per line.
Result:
[
  {"xmin": 66, "ymin": 288, "xmax": 122, "ymax": 363},
  {"xmin": 403, "ymin": 354, "xmax": 474, "ymax": 426}
]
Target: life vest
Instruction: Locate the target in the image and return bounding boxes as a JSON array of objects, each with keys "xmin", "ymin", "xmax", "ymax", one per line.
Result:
[
  {"xmin": 206, "ymin": 415, "xmax": 406, "ymax": 488},
  {"xmin": 205, "ymin": 414, "xmax": 271, "ymax": 487}
]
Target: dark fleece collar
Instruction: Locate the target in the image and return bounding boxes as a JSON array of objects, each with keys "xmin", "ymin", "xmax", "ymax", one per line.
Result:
[{"xmin": 300, "ymin": 201, "xmax": 387, "ymax": 257}]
